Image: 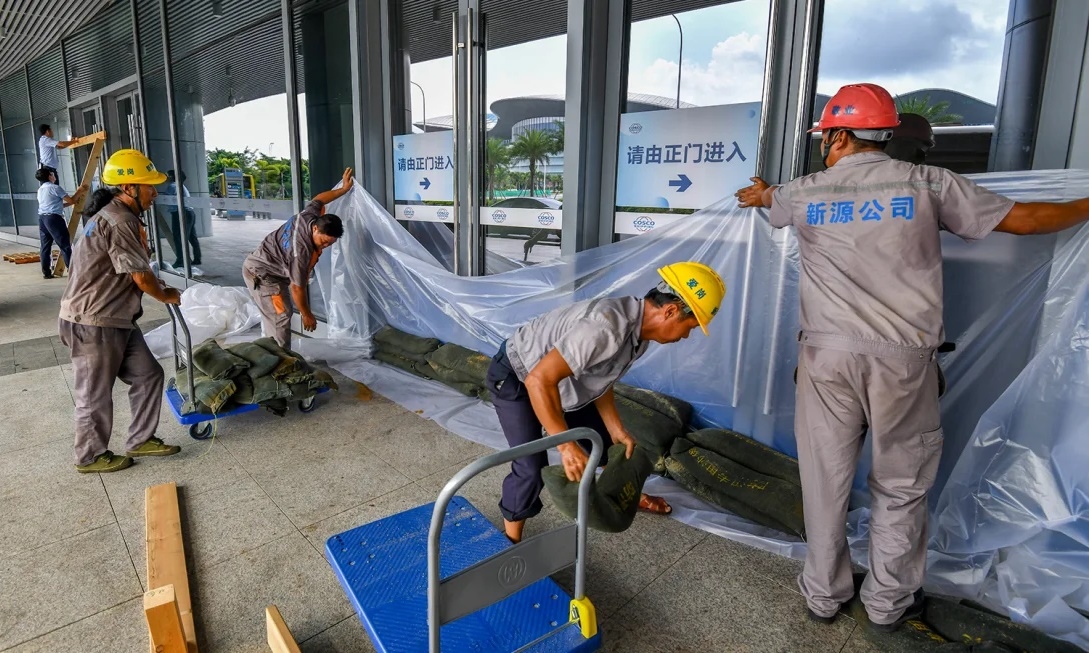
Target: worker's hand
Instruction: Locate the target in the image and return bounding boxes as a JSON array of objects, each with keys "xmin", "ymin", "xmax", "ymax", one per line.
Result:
[
  {"xmin": 735, "ymin": 176, "xmax": 770, "ymax": 209},
  {"xmin": 558, "ymin": 442, "xmax": 590, "ymax": 482},
  {"xmin": 302, "ymin": 312, "xmax": 318, "ymax": 332},
  {"xmin": 610, "ymin": 428, "xmax": 636, "ymax": 460},
  {"xmin": 341, "ymin": 167, "xmax": 354, "ymax": 190},
  {"xmin": 162, "ymin": 288, "xmax": 182, "ymax": 305}
]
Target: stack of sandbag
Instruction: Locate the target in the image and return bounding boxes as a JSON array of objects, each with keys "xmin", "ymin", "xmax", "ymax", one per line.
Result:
[
  {"xmin": 542, "ymin": 444, "xmax": 656, "ymax": 533},
  {"xmin": 371, "ymin": 326, "xmax": 441, "ymax": 379},
  {"xmin": 613, "ymin": 383, "xmax": 691, "ymax": 473},
  {"xmin": 424, "ymin": 342, "xmax": 492, "ymax": 401},
  {"xmin": 174, "ymin": 337, "xmax": 338, "ymax": 416},
  {"xmin": 664, "ymin": 428, "xmax": 806, "ymax": 538}
]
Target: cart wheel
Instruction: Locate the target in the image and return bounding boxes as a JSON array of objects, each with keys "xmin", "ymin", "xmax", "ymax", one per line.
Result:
[
  {"xmin": 189, "ymin": 422, "xmax": 213, "ymax": 440},
  {"xmin": 298, "ymin": 396, "xmax": 317, "ymax": 413}
]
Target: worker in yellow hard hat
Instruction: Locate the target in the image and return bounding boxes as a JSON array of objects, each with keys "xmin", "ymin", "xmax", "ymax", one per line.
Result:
[
  {"xmin": 484, "ymin": 261, "xmax": 726, "ymax": 542},
  {"xmin": 58, "ymin": 148, "xmax": 183, "ymax": 474}
]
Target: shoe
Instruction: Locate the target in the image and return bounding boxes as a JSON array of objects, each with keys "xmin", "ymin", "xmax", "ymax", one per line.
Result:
[
  {"xmin": 76, "ymin": 451, "xmax": 134, "ymax": 473},
  {"xmin": 807, "ymin": 608, "xmax": 837, "ymax": 625},
  {"xmin": 126, "ymin": 436, "xmax": 181, "ymax": 457},
  {"xmin": 870, "ymin": 589, "xmax": 925, "ymax": 633},
  {"xmin": 43, "ymin": 273, "xmax": 54, "ymax": 279}
]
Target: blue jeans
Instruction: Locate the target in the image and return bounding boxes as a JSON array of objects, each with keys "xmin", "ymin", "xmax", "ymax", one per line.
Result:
[{"xmin": 39, "ymin": 213, "xmax": 71, "ymax": 277}]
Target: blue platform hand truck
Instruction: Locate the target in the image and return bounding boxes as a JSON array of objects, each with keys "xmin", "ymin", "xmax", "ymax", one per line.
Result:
[{"xmin": 326, "ymin": 427, "xmax": 605, "ymax": 652}]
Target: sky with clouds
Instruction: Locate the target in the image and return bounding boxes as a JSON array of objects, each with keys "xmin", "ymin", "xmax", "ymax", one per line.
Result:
[{"xmin": 204, "ymin": 0, "xmax": 1011, "ymax": 154}]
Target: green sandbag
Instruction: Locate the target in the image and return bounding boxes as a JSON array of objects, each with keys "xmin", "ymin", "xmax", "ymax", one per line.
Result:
[
  {"xmin": 424, "ymin": 343, "xmax": 492, "ymax": 387},
  {"xmin": 175, "ymin": 368, "xmax": 237, "ymax": 414},
  {"xmin": 668, "ymin": 437, "xmax": 806, "ymax": 537},
  {"xmin": 542, "ymin": 444, "xmax": 655, "ymax": 533},
  {"xmin": 614, "ymin": 383, "xmax": 693, "ymax": 427},
  {"xmin": 232, "ymin": 373, "xmax": 256, "ymax": 405},
  {"xmin": 687, "ymin": 428, "xmax": 802, "ymax": 487},
  {"xmin": 252, "ymin": 375, "xmax": 293, "ymax": 403},
  {"xmin": 289, "ymin": 381, "xmax": 314, "ymax": 401},
  {"xmin": 426, "ymin": 361, "xmax": 482, "ymax": 387},
  {"xmin": 375, "ymin": 350, "xmax": 432, "ymax": 379},
  {"xmin": 226, "ymin": 341, "xmax": 282, "ymax": 378},
  {"xmin": 924, "ymin": 597, "xmax": 1083, "ymax": 653},
  {"xmin": 373, "ymin": 326, "xmax": 442, "ymax": 357},
  {"xmin": 615, "ymin": 393, "xmax": 683, "ymax": 466},
  {"xmin": 253, "ymin": 337, "xmax": 310, "ymax": 380},
  {"xmin": 191, "ymin": 340, "xmax": 250, "ymax": 380},
  {"xmin": 311, "ymin": 370, "xmax": 339, "ymax": 392}
]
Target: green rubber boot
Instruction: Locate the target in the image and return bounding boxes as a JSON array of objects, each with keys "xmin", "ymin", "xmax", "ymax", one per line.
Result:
[
  {"xmin": 126, "ymin": 436, "xmax": 181, "ymax": 457},
  {"xmin": 75, "ymin": 451, "xmax": 134, "ymax": 474}
]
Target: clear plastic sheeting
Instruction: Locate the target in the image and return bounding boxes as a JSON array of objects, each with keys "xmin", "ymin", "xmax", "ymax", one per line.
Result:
[
  {"xmin": 144, "ymin": 283, "xmax": 261, "ymax": 359},
  {"xmin": 313, "ymin": 170, "xmax": 1089, "ymax": 647}
]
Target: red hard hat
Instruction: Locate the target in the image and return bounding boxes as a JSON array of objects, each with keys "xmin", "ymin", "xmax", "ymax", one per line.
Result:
[{"xmin": 810, "ymin": 83, "xmax": 900, "ymax": 134}]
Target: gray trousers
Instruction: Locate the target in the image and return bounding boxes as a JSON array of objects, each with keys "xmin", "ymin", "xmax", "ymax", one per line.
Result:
[
  {"xmin": 794, "ymin": 337, "xmax": 942, "ymax": 625},
  {"xmin": 58, "ymin": 320, "xmax": 165, "ymax": 465},
  {"xmin": 243, "ymin": 268, "xmax": 292, "ymax": 347}
]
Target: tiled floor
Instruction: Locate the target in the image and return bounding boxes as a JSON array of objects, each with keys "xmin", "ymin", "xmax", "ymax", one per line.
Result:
[{"xmin": 0, "ymin": 240, "xmax": 892, "ymax": 652}]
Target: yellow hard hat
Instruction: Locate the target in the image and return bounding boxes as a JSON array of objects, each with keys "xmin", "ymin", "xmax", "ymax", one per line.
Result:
[
  {"xmin": 101, "ymin": 149, "xmax": 168, "ymax": 186},
  {"xmin": 657, "ymin": 261, "xmax": 726, "ymax": 335}
]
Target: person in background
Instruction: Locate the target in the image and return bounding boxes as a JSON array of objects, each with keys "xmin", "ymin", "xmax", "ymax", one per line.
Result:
[
  {"xmin": 58, "ymin": 148, "xmax": 183, "ymax": 474},
  {"xmin": 35, "ymin": 166, "xmax": 87, "ymax": 279},
  {"xmin": 735, "ymin": 82, "xmax": 1089, "ymax": 633},
  {"xmin": 162, "ymin": 169, "xmax": 202, "ymax": 270},
  {"xmin": 885, "ymin": 113, "xmax": 935, "ymax": 165},
  {"xmin": 38, "ymin": 124, "xmax": 80, "ymax": 176}
]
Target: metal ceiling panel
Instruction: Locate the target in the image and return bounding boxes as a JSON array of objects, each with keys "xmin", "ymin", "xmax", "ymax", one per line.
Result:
[
  {"xmin": 165, "ymin": 0, "xmax": 280, "ymax": 62},
  {"xmin": 63, "ymin": 0, "xmax": 137, "ymax": 99},
  {"xmin": 0, "ymin": 0, "xmax": 113, "ymax": 81},
  {"xmin": 27, "ymin": 43, "xmax": 66, "ymax": 117}
]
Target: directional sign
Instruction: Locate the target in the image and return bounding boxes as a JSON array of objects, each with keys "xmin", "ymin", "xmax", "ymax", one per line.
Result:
[
  {"xmin": 615, "ymin": 102, "xmax": 760, "ymax": 212},
  {"xmin": 393, "ymin": 131, "xmax": 454, "ymax": 203}
]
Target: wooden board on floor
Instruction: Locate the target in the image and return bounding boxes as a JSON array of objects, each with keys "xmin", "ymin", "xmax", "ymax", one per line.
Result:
[
  {"xmin": 146, "ymin": 482, "xmax": 198, "ymax": 653},
  {"xmin": 265, "ymin": 606, "xmax": 302, "ymax": 653},
  {"xmin": 53, "ymin": 134, "xmax": 105, "ymax": 277},
  {"xmin": 144, "ymin": 585, "xmax": 187, "ymax": 653}
]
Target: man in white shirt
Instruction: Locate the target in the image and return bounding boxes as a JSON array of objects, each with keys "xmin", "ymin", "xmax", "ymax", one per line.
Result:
[{"xmin": 38, "ymin": 124, "xmax": 80, "ymax": 174}]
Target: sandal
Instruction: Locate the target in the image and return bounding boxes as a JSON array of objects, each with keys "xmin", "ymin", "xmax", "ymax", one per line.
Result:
[{"xmin": 638, "ymin": 494, "xmax": 672, "ymax": 515}]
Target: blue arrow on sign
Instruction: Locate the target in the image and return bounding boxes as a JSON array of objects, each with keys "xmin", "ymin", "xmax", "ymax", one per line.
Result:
[
  {"xmin": 420, "ymin": 177, "xmax": 431, "ymax": 190},
  {"xmin": 668, "ymin": 174, "xmax": 692, "ymax": 192}
]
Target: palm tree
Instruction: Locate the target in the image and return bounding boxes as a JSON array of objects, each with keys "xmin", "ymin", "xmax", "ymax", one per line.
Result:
[
  {"xmin": 895, "ymin": 96, "xmax": 962, "ymax": 125},
  {"xmin": 484, "ymin": 138, "xmax": 511, "ymax": 203},
  {"xmin": 509, "ymin": 130, "xmax": 557, "ymax": 197}
]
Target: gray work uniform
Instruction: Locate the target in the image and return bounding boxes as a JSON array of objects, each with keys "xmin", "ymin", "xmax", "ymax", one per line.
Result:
[
  {"xmin": 769, "ymin": 152, "xmax": 1014, "ymax": 624},
  {"xmin": 242, "ymin": 200, "xmax": 323, "ymax": 346},
  {"xmin": 58, "ymin": 198, "xmax": 164, "ymax": 465},
  {"xmin": 492, "ymin": 297, "xmax": 650, "ymax": 521}
]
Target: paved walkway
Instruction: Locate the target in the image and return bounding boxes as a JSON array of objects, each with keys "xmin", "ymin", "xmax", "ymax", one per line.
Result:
[{"xmin": 0, "ymin": 241, "xmax": 884, "ymax": 652}]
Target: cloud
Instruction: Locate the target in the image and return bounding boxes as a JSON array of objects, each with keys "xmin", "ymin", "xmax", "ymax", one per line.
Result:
[{"xmin": 632, "ymin": 31, "xmax": 768, "ymax": 107}]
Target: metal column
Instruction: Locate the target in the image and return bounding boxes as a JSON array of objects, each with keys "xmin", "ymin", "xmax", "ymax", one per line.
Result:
[
  {"xmin": 282, "ymin": 0, "xmax": 304, "ymax": 211},
  {"xmin": 349, "ymin": 0, "xmax": 399, "ymax": 210},
  {"xmin": 158, "ymin": 0, "xmax": 192, "ymax": 279}
]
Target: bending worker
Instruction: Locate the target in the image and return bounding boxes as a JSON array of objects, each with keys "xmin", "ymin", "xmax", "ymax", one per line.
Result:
[
  {"xmin": 486, "ymin": 262, "xmax": 726, "ymax": 543},
  {"xmin": 243, "ymin": 168, "xmax": 353, "ymax": 346},
  {"xmin": 59, "ymin": 149, "xmax": 183, "ymax": 474},
  {"xmin": 735, "ymin": 83, "xmax": 1089, "ymax": 632},
  {"xmin": 36, "ymin": 166, "xmax": 87, "ymax": 279}
]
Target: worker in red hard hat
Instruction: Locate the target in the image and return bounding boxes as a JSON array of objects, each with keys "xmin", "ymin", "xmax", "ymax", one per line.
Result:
[
  {"xmin": 886, "ymin": 113, "xmax": 935, "ymax": 164},
  {"xmin": 735, "ymin": 83, "xmax": 1089, "ymax": 633}
]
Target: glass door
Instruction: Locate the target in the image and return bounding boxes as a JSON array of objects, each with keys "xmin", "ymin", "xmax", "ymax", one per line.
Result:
[{"xmin": 112, "ymin": 91, "xmax": 142, "ymax": 152}]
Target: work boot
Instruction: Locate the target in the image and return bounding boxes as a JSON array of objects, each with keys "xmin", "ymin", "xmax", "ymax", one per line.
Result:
[
  {"xmin": 807, "ymin": 608, "xmax": 837, "ymax": 625},
  {"xmin": 126, "ymin": 436, "xmax": 181, "ymax": 457},
  {"xmin": 75, "ymin": 451, "xmax": 134, "ymax": 474},
  {"xmin": 870, "ymin": 589, "xmax": 925, "ymax": 633}
]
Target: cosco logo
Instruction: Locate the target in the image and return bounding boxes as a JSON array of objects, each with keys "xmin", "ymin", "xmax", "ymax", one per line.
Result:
[
  {"xmin": 498, "ymin": 556, "xmax": 526, "ymax": 587},
  {"xmin": 492, "ymin": 209, "xmax": 507, "ymax": 224},
  {"xmin": 628, "ymin": 123, "xmax": 643, "ymax": 134},
  {"xmin": 397, "ymin": 141, "xmax": 405, "ymax": 150},
  {"xmin": 436, "ymin": 208, "xmax": 450, "ymax": 220},
  {"xmin": 537, "ymin": 212, "xmax": 555, "ymax": 226},
  {"xmin": 633, "ymin": 216, "xmax": 656, "ymax": 232},
  {"xmin": 403, "ymin": 207, "xmax": 415, "ymax": 219}
]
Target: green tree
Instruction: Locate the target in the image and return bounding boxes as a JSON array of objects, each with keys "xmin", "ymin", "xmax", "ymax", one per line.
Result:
[
  {"xmin": 485, "ymin": 138, "xmax": 511, "ymax": 203},
  {"xmin": 895, "ymin": 96, "xmax": 962, "ymax": 125},
  {"xmin": 509, "ymin": 130, "xmax": 558, "ymax": 197}
]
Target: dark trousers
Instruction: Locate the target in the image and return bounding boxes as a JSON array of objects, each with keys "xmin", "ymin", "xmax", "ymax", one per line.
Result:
[
  {"xmin": 38, "ymin": 213, "xmax": 71, "ymax": 277},
  {"xmin": 170, "ymin": 208, "xmax": 201, "ymax": 266},
  {"xmin": 487, "ymin": 343, "xmax": 614, "ymax": 522}
]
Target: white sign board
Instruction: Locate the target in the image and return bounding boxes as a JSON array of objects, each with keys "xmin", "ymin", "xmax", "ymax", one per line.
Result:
[
  {"xmin": 615, "ymin": 103, "xmax": 760, "ymax": 218},
  {"xmin": 393, "ymin": 131, "xmax": 455, "ymax": 203}
]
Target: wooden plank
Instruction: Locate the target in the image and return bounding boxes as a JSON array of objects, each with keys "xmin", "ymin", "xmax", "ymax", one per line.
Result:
[
  {"xmin": 70, "ymin": 130, "xmax": 106, "ymax": 148},
  {"xmin": 144, "ymin": 585, "xmax": 187, "ymax": 653},
  {"xmin": 265, "ymin": 606, "xmax": 302, "ymax": 653},
  {"xmin": 146, "ymin": 482, "xmax": 198, "ymax": 653},
  {"xmin": 53, "ymin": 135, "xmax": 105, "ymax": 277}
]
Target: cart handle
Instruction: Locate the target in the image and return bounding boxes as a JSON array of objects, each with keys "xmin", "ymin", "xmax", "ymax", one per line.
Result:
[{"xmin": 166, "ymin": 304, "xmax": 195, "ymax": 407}]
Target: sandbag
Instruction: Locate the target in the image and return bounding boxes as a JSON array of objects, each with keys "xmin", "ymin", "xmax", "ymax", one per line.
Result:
[
  {"xmin": 924, "ymin": 597, "xmax": 1083, "ymax": 653},
  {"xmin": 226, "ymin": 341, "xmax": 282, "ymax": 378},
  {"xmin": 614, "ymin": 383, "xmax": 692, "ymax": 427},
  {"xmin": 668, "ymin": 437, "xmax": 806, "ymax": 537},
  {"xmin": 615, "ymin": 393, "xmax": 683, "ymax": 468},
  {"xmin": 232, "ymin": 373, "xmax": 256, "ymax": 405},
  {"xmin": 175, "ymin": 367, "xmax": 236, "ymax": 414},
  {"xmin": 192, "ymin": 340, "xmax": 250, "ymax": 380},
  {"xmin": 252, "ymin": 375, "xmax": 294, "ymax": 404},
  {"xmin": 373, "ymin": 326, "xmax": 442, "ymax": 357},
  {"xmin": 426, "ymin": 362, "xmax": 484, "ymax": 389},
  {"xmin": 686, "ymin": 428, "xmax": 801, "ymax": 487},
  {"xmin": 425, "ymin": 343, "xmax": 492, "ymax": 387},
  {"xmin": 253, "ymin": 337, "xmax": 308, "ymax": 380},
  {"xmin": 375, "ymin": 350, "xmax": 433, "ymax": 379},
  {"xmin": 542, "ymin": 444, "xmax": 654, "ymax": 533},
  {"xmin": 311, "ymin": 370, "xmax": 339, "ymax": 392}
]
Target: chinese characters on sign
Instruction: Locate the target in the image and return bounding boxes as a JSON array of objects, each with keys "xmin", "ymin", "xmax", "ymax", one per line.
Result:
[
  {"xmin": 392, "ymin": 131, "xmax": 455, "ymax": 205},
  {"xmin": 625, "ymin": 141, "xmax": 747, "ymax": 166},
  {"xmin": 805, "ymin": 197, "xmax": 915, "ymax": 226}
]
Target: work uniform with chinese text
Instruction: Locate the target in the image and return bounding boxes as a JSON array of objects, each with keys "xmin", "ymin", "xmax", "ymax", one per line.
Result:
[
  {"xmin": 768, "ymin": 151, "xmax": 1013, "ymax": 625},
  {"xmin": 487, "ymin": 298, "xmax": 649, "ymax": 522},
  {"xmin": 242, "ymin": 200, "xmax": 324, "ymax": 346},
  {"xmin": 58, "ymin": 198, "xmax": 165, "ymax": 465}
]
